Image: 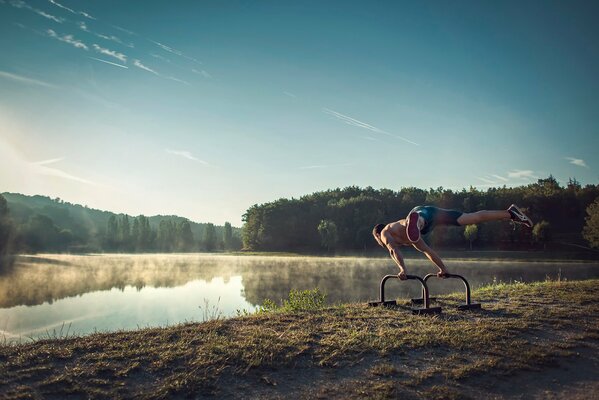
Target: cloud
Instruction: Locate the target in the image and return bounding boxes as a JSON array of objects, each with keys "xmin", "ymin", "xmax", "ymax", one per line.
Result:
[
  {"xmin": 151, "ymin": 40, "xmax": 183, "ymax": 56},
  {"xmin": 112, "ymin": 25, "xmax": 137, "ymax": 36},
  {"xmin": 491, "ymin": 174, "xmax": 509, "ymax": 182},
  {"xmin": 477, "ymin": 177, "xmax": 496, "ymax": 184},
  {"xmin": 322, "ymin": 108, "xmax": 419, "ymax": 146},
  {"xmin": 77, "ymin": 21, "xmax": 89, "ymax": 32},
  {"xmin": 47, "ymin": 29, "xmax": 88, "ymax": 50},
  {"xmin": 165, "ymin": 76, "xmax": 190, "ymax": 85},
  {"xmin": 0, "ymin": 70, "xmax": 56, "ymax": 88},
  {"xmin": 151, "ymin": 53, "xmax": 171, "ymax": 63},
  {"xmin": 151, "ymin": 40, "xmax": 202, "ymax": 65},
  {"xmin": 507, "ymin": 170, "xmax": 538, "ymax": 180},
  {"xmin": 34, "ymin": 157, "xmax": 64, "ymax": 165},
  {"xmin": 133, "ymin": 59, "xmax": 158, "ymax": 75},
  {"xmin": 79, "ymin": 11, "xmax": 95, "ymax": 20},
  {"xmin": 88, "ymin": 56, "xmax": 128, "ymax": 69},
  {"xmin": 31, "ymin": 158, "xmax": 97, "ymax": 185},
  {"xmin": 10, "ymin": 0, "xmax": 64, "ymax": 22},
  {"xmin": 166, "ymin": 149, "xmax": 208, "ymax": 164},
  {"xmin": 192, "ymin": 69, "xmax": 212, "ymax": 79},
  {"xmin": 283, "ymin": 91, "xmax": 296, "ymax": 98},
  {"xmin": 48, "ymin": 0, "xmax": 75, "ymax": 14},
  {"xmin": 95, "ymin": 33, "xmax": 134, "ymax": 48},
  {"xmin": 565, "ymin": 157, "xmax": 589, "ymax": 168},
  {"xmin": 92, "ymin": 44, "xmax": 127, "ymax": 63},
  {"xmin": 48, "ymin": 0, "xmax": 95, "ymax": 19}
]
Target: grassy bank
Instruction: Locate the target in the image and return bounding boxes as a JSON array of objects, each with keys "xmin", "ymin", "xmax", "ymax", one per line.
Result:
[{"xmin": 2, "ymin": 280, "xmax": 599, "ymax": 399}]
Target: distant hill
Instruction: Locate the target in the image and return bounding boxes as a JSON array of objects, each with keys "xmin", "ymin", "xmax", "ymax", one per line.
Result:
[{"xmin": 1, "ymin": 193, "xmax": 242, "ymax": 253}]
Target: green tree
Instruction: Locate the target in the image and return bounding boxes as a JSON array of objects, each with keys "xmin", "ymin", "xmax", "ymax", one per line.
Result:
[
  {"xmin": 158, "ymin": 220, "xmax": 174, "ymax": 252},
  {"xmin": 106, "ymin": 215, "xmax": 118, "ymax": 250},
  {"xmin": 464, "ymin": 224, "xmax": 478, "ymax": 250},
  {"xmin": 131, "ymin": 218, "xmax": 140, "ymax": 250},
  {"xmin": 177, "ymin": 220, "xmax": 194, "ymax": 251},
  {"xmin": 583, "ymin": 197, "xmax": 599, "ymax": 248},
  {"xmin": 223, "ymin": 222, "xmax": 233, "ymax": 250},
  {"xmin": 119, "ymin": 215, "xmax": 131, "ymax": 250},
  {"xmin": 317, "ymin": 219, "xmax": 338, "ymax": 251},
  {"xmin": 203, "ymin": 223, "xmax": 217, "ymax": 251},
  {"xmin": 533, "ymin": 220, "xmax": 552, "ymax": 250},
  {"xmin": 0, "ymin": 194, "xmax": 14, "ymax": 265}
]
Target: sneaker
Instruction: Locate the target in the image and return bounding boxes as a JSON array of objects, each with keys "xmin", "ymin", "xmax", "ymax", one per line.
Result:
[
  {"xmin": 507, "ymin": 204, "xmax": 533, "ymax": 228},
  {"xmin": 406, "ymin": 211, "xmax": 421, "ymax": 242}
]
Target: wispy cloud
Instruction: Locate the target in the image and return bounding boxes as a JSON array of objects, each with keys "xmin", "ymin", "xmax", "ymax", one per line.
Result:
[
  {"xmin": 48, "ymin": 0, "xmax": 95, "ymax": 20},
  {"xmin": 112, "ymin": 25, "xmax": 137, "ymax": 36},
  {"xmin": 283, "ymin": 91, "xmax": 296, "ymax": 98},
  {"xmin": 92, "ymin": 44, "xmax": 127, "ymax": 63},
  {"xmin": 34, "ymin": 157, "xmax": 64, "ymax": 165},
  {"xmin": 11, "ymin": 0, "xmax": 64, "ymax": 22},
  {"xmin": 565, "ymin": 157, "xmax": 589, "ymax": 168},
  {"xmin": 322, "ymin": 108, "xmax": 419, "ymax": 146},
  {"xmin": 192, "ymin": 69, "xmax": 212, "ymax": 79},
  {"xmin": 79, "ymin": 11, "xmax": 95, "ymax": 20},
  {"xmin": 477, "ymin": 176, "xmax": 496, "ymax": 184},
  {"xmin": 151, "ymin": 40, "xmax": 183, "ymax": 56},
  {"xmin": 47, "ymin": 29, "xmax": 88, "ymax": 50},
  {"xmin": 77, "ymin": 21, "xmax": 89, "ymax": 32},
  {"xmin": 95, "ymin": 33, "xmax": 133, "ymax": 48},
  {"xmin": 0, "ymin": 70, "xmax": 56, "ymax": 88},
  {"xmin": 151, "ymin": 53, "xmax": 171, "ymax": 63},
  {"xmin": 166, "ymin": 149, "xmax": 208, "ymax": 164},
  {"xmin": 88, "ymin": 56, "xmax": 128, "ymax": 69},
  {"xmin": 491, "ymin": 174, "xmax": 509, "ymax": 182},
  {"xmin": 31, "ymin": 158, "xmax": 97, "ymax": 185},
  {"xmin": 151, "ymin": 40, "xmax": 202, "ymax": 65},
  {"xmin": 133, "ymin": 59, "xmax": 158, "ymax": 75},
  {"xmin": 476, "ymin": 171, "xmax": 537, "ymax": 187},
  {"xmin": 508, "ymin": 170, "xmax": 538, "ymax": 180},
  {"xmin": 166, "ymin": 76, "xmax": 190, "ymax": 85}
]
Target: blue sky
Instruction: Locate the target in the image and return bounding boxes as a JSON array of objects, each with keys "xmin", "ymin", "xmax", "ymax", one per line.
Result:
[{"xmin": 0, "ymin": 0, "xmax": 597, "ymax": 225}]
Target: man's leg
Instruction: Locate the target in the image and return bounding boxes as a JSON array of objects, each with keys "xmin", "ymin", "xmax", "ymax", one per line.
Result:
[{"xmin": 457, "ymin": 210, "xmax": 511, "ymax": 226}]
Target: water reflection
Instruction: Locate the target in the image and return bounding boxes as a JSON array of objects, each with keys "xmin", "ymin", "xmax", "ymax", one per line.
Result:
[{"xmin": 1, "ymin": 254, "xmax": 598, "ymax": 338}]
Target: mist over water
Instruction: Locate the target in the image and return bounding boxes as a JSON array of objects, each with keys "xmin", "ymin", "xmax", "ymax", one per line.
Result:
[{"xmin": 1, "ymin": 254, "xmax": 598, "ymax": 339}]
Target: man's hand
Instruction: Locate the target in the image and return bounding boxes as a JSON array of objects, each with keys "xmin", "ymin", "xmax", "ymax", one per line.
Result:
[
  {"xmin": 398, "ymin": 270, "xmax": 407, "ymax": 280},
  {"xmin": 437, "ymin": 269, "xmax": 450, "ymax": 278}
]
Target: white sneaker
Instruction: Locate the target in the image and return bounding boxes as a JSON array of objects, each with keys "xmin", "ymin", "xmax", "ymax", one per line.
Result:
[{"xmin": 508, "ymin": 204, "xmax": 533, "ymax": 228}]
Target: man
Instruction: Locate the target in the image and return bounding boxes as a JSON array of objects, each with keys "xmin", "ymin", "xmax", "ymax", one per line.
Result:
[{"xmin": 372, "ymin": 204, "xmax": 533, "ymax": 279}]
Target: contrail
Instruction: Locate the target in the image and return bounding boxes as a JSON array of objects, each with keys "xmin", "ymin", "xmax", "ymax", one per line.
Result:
[{"xmin": 88, "ymin": 57, "xmax": 128, "ymax": 69}]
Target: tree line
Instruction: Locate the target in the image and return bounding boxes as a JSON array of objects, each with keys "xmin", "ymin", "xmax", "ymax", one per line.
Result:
[
  {"xmin": 0, "ymin": 193, "xmax": 242, "ymax": 259},
  {"xmin": 242, "ymin": 176, "xmax": 599, "ymax": 253}
]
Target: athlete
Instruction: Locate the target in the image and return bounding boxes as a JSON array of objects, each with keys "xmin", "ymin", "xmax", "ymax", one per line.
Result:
[{"xmin": 372, "ymin": 205, "xmax": 533, "ymax": 279}]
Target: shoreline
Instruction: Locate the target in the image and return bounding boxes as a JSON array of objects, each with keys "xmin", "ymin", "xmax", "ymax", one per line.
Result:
[{"xmin": 1, "ymin": 279, "xmax": 598, "ymax": 399}]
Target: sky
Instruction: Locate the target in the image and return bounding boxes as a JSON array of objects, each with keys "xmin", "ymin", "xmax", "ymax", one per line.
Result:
[{"xmin": 0, "ymin": 0, "xmax": 598, "ymax": 226}]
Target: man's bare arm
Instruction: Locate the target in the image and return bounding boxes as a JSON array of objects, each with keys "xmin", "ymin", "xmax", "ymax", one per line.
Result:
[
  {"xmin": 382, "ymin": 234, "xmax": 408, "ymax": 279},
  {"xmin": 412, "ymin": 238, "xmax": 450, "ymax": 276}
]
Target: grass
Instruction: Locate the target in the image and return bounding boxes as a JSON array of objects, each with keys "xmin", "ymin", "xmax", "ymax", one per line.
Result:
[{"xmin": 1, "ymin": 279, "xmax": 599, "ymax": 399}]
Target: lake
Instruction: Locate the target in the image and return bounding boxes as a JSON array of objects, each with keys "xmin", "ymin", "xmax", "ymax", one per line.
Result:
[{"xmin": 1, "ymin": 254, "xmax": 598, "ymax": 340}]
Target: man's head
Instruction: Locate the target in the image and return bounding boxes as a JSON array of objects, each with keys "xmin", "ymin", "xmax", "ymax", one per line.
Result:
[{"xmin": 372, "ymin": 223, "xmax": 386, "ymax": 248}]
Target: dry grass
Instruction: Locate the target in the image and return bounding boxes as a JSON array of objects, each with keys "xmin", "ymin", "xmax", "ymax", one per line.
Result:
[{"xmin": 1, "ymin": 279, "xmax": 599, "ymax": 399}]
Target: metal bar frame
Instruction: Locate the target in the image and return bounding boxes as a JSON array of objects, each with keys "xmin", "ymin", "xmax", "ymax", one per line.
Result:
[
  {"xmin": 368, "ymin": 274, "xmax": 442, "ymax": 314},
  {"xmin": 412, "ymin": 273, "xmax": 481, "ymax": 310}
]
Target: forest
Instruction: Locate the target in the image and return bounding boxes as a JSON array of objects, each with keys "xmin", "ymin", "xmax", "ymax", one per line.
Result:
[
  {"xmin": 0, "ymin": 193, "xmax": 242, "ymax": 256},
  {"xmin": 242, "ymin": 176, "xmax": 599, "ymax": 253},
  {"xmin": 2, "ymin": 176, "xmax": 599, "ymax": 262}
]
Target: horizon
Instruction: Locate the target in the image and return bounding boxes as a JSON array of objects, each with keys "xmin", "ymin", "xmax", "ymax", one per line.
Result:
[{"xmin": 1, "ymin": 1, "xmax": 598, "ymax": 225}]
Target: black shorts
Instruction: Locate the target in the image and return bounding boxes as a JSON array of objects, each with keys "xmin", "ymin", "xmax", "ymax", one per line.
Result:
[{"xmin": 411, "ymin": 206, "xmax": 463, "ymax": 235}]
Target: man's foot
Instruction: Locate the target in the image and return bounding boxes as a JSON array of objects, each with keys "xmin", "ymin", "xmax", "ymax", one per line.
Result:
[
  {"xmin": 406, "ymin": 211, "xmax": 420, "ymax": 242},
  {"xmin": 507, "ymin": 204, "xmax": 533, "ymax": 228}
]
